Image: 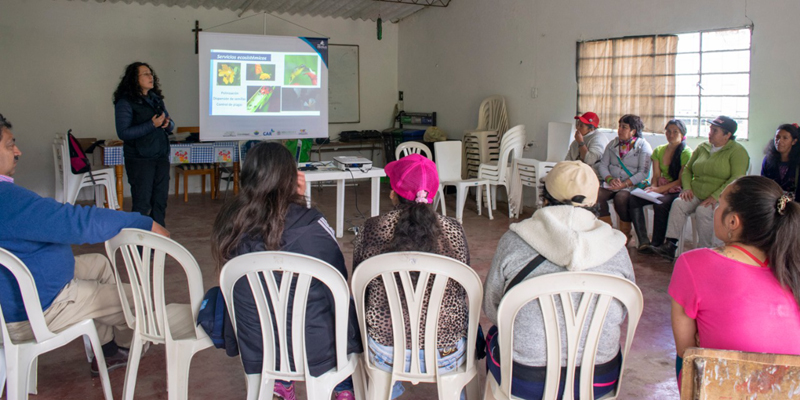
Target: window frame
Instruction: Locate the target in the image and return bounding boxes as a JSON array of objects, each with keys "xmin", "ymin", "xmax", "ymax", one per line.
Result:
[{"xmin": 576, "ymin": 26, "xmax": 753, "ymax": 139}]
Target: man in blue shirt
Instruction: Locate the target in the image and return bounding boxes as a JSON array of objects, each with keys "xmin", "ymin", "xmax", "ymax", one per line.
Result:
[{"xmin": 0, "ymin": 113, "xmax": 169, "ymax": 375}]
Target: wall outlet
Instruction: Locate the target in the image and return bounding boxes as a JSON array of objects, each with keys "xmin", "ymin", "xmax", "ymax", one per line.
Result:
[
  {"xmin": 524, "ymin": 140, "xmax": 538, "ymax": 150},
  {"xmin": 530, "ymin": 87, "xmax": 538, "ymax": 99}
]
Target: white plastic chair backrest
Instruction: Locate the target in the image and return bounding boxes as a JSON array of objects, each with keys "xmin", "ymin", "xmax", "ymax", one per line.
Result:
[
  {"xmin": 433, "ymin": 141, "xmax": 464, "ymax": 182},
  {"xmin": 351, "ymin": 252, "xmax": 483, "ymax": 383},
  {"xmin": 54, "ymin": 136, "xmax": 72, "ymax": 192},
  {"xmin": 52, "ymin": 140, "xmax": 65, "ymax": 201},
  {"xmin": 219, "ymin": 251, "xmax": 351, "ymax": 381},
  {"xmin": 494, "ymin": 272, "xmax": 643, "ymax": 400},
  {"xmin": 548, "ymin": 122, "xmax": 574, "ymax": 162},
  {"xmin": 641, "ymin": 133, "xmax": 668, "ymax": 150},
  {"xmin": 476, "ymin": 95, "xmax": 510, "ymax": 141},
  {"xmin": 495, "ymin": 126, "xmax": 526, "ymax": 179},
  {"xmin": 596, "ymin": 129, "xmax": 619, "ymax": 144},
  {"xmin": 104, "ymin": 229, "xmax": 206, "ymax": 343},
  {"xmin": 395, "ymin": 141, "xmax": 433, "ymax": 161},
  {"xmin": 514, "ymin": 158, "xmax": 538, "ymax": 188},
  {"xmin": 0, "ymin": 247, "xmax": 58, "ymax": 344}
]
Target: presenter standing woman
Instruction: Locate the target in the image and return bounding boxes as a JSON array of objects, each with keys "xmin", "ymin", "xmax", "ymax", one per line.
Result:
[{"xmin": 113, "ymin": 62, "xmax": 174, "ymax": 226}]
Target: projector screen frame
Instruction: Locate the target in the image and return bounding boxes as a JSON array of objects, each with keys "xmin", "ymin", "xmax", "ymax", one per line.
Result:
[{"xmin": 199, "ymin": 32, "xmax": 329, "ymax": 142}]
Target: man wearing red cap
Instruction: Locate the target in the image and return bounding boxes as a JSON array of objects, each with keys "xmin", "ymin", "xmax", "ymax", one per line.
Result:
[{"xmin": 566, "ymin": 112, "xmax": 609, "ymax": 177}]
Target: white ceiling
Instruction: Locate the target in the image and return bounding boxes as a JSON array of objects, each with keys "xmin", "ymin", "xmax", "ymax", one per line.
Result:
[{"xmin": 75, "ymin": 0, "xmax": 434, "ymax": 22}]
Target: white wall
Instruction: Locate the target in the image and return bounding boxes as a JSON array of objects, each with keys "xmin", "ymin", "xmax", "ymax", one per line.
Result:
[
  {"xmin": 398, "ymin": 0, "xmax": 800, "ymax": 172},
  {"xmin": 0, "ymin": 0, "xmax": 398, "ymax": 197}
]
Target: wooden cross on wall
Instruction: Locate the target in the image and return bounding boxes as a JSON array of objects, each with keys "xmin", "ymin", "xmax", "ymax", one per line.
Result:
[{"xmin": 193, "ymin": 20, "xmax": 202, "ymax": 54}]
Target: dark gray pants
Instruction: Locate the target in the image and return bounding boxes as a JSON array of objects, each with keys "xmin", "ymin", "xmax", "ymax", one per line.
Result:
[{"xmin": 125, "ymin": 156, "xmax": 170, "ymax": 226}]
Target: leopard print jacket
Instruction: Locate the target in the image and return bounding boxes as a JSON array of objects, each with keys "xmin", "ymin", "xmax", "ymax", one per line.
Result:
[{"xmin": 352, "ymin": 208, "xmax": 470, "ymax": 350}]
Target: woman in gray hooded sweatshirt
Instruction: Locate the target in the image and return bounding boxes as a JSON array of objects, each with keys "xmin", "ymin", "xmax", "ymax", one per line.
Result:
[{"xmin": 483, "ymin": 160, "xmax": 636, "ymax": 399}]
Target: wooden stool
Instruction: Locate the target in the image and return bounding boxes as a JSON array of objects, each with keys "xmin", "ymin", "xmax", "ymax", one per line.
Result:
[{"xmin": 174, "ymin": 163, "xmax": 216, "ymax": 202}]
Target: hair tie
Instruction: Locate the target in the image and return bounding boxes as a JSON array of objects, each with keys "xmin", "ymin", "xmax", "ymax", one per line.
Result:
[
  {"xmin": 415, "ymin": 190, "xmax": 429, "ymax": 203},
  {"xmin": 777, "ymin": 195, "xmax": 791, "ymax": 215},
  {"xmin": 793, "ymin": 123, "xmax": 799, "ymax": 129}
]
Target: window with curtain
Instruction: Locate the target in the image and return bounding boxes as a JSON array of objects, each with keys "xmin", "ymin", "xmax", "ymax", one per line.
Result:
[{"xmin": 577, "ymin": 28, "xmax": 751, "ymax": 138}]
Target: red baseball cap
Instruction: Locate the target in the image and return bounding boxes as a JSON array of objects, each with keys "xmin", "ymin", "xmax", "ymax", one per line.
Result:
[{"xmin": 575, "ymin": 112, "xmax": 599, "ymax": 127}]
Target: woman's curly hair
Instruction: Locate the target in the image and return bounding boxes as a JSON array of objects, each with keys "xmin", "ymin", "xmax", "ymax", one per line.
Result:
[{"xmin": 113, "ymin": 62, "xmax": 163, "ymax": 104}]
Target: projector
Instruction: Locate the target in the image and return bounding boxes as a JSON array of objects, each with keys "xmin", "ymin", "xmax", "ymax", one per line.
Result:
[{"xmin": 333, "ymin": 156, "xmax": 373, "ymax": 171}]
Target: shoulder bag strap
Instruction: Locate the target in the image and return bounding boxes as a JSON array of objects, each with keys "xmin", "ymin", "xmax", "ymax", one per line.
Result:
[{"xmin": 505, "ymin": 254, "xmax": 547, "ymax": 296}]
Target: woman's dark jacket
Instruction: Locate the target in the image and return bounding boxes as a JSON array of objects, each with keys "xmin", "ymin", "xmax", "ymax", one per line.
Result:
[
  {"xmin": 761, "ymin": 156, "xmax": 800, "ymax": 199},
  {"xmin": 223, "ymin": 203, "xmax": 363, "ymax": 377},
  {"xmin": 114, "ymin": 91, "xmax": 173, "ymax": 159}
]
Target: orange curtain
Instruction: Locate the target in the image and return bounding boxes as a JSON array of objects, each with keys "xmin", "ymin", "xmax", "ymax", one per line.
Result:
[{"xmin": 578, "ymin": 35, "xmax": 678, "ymax": 132}]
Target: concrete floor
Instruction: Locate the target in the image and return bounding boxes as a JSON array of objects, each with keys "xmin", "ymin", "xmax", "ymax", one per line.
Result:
[{"xmin": 15, "ymin": 182, "xmax": 680, "ymax": 399}]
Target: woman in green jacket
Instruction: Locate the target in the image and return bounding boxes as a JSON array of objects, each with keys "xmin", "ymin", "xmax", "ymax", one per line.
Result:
[{"xmin": 653, "ymin": 116, "xmax": 750, "ymax": 260}]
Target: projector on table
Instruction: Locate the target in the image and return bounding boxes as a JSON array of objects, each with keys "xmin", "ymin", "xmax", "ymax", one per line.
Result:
[{"xmin": 333, "ymin": 156, "xmax": 373, "ymax": 171}]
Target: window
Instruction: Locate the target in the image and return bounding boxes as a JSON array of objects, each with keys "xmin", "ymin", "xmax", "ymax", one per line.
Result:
[{"xmin": 577, "ymin": 27, "xmax": 752, "ymax": 138}]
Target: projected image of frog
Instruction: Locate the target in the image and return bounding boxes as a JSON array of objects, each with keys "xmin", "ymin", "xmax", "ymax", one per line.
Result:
[
  {"xmin": 283, "ymin": 55, "xmax": 319, "ymax": 86},
  {"xmin": 246, "ymin": 86, "xmax": 281, "ymax": 113}
]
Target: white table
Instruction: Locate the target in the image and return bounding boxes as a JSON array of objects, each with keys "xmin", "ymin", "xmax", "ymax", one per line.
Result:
[{"xmin": 303, "ymin": 165, "xmax": 386, "ymax": 238}]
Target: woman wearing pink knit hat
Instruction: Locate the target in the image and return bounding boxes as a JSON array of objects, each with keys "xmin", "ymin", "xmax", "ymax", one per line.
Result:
[{"xmin": 353, "ymin": 153, "xmax": 470, "ymax": 399}]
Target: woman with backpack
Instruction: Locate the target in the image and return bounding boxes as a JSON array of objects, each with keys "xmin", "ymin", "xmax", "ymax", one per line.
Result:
[{"xmin": 211, "ymin": 142, "xmax": 361, "ymax": 400}]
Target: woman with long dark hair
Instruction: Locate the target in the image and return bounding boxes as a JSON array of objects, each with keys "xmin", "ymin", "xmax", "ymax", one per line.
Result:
[
  {"xmin": 596, "ymin": 114, "xmax": 653, "ymax": 243},
  {"xmin": 670, "ymin": 176, "xmax": 800, "ymax": 381},
  {"xmin": 211, "ymin": 142, "xmax": 360, "ymax": 400},
  {"xmin": 352, "ymin": 154, "xmax": 469, "ymax": 399},
  {"xmin": 628, "ymin": 120, "xmax": 692, "ymax": 253},
  {"xmin": 761, "ymin": 123, "xmax": 800, "ymax": 199},
  {"xmin": 113, "ymin": 62, "xmax": 173, "ymax": 226}
]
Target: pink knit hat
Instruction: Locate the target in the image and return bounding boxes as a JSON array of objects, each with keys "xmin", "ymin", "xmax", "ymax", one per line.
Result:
[{"xmin": 385, "ymin": 154, "xmax": 440, "ymax": 204}]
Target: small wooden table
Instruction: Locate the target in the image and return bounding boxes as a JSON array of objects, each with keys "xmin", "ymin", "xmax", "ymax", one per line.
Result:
[{"xmin": 102, "ymin": 141, "xmax": 240, "ymax": 208}]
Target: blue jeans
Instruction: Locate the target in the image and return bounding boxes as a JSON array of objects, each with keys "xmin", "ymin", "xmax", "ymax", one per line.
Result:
[{"xmin": 368, "ymin": 336, "xmax": 467, "ymax": 399}]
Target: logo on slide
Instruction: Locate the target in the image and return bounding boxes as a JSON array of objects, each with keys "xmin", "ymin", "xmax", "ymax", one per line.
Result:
[
  {"xmin": 253, "ymin": 131, "xmax": 260, "ymax": 136},
  {"xmin": 317, "ymin": 42, "xmax": 327, "ymax": 50}
]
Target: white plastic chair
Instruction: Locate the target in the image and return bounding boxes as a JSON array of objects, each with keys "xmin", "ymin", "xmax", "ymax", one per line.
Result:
[
  {"xmin": 509, "ymin": 158, "xmax": 538, "ymax": 218},
  {"xmin": 53, "ymin": 135, "xmax": 118, "ymax": 209},
  {"xmin": 105, "ymin": 229, "xmax": 213, "ymax": 400},
  {"xmin": 478, "ymin": 125, "xmax": 526, "ymax": 217},
  {"xmin": 351, "ymin": 252, "xmax": 484, "ymax": 400},
  {"xmin": 396, "ymin": 141, "xmax": 433, "ymax": 161},
  {"xmin": 484, "ymin": 272, "xmax": 643, "ymax": 400},
  {"xmin": 0, "ymin": 247, "xmax": 113, "ymax": 400},
  {"xmin": 434, "ymin": 141, "xmax": 493, "ymax": 224},
  {"xmin": 219, "ymin": 251, "xmax": 366, "ymax": 400},
  {"xmin": 466, "ymin": 95, "xmax": 510, "ymax": 142}
]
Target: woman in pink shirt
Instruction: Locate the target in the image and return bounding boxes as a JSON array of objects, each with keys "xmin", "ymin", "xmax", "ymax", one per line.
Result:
[{"xmin": 669, "ymin": 175, "xmax": 800, "ymax": 380}]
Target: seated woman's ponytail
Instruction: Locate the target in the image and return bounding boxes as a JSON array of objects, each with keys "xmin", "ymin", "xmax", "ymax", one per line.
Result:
[
  {"xmin": 389, "ymin": 191, "xmax": 442, "ymax": 253},
  {"xmin": 723, "ymin": 176, "xmax": 800, "ymax": 306}
]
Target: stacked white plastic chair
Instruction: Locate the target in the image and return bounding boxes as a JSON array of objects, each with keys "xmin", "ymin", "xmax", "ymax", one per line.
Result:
[
  {"xmin": 509, "ymin": 158, "xmax": 538, "ymax": 218},
  {"xmin": 0, "ymin": 247, "xmax": 113, "ymax": 400},
  {"xmin": 351, "ymin": 252, "xmax": 484, "ymax": 400},
  {"xmin": 434, "ymin": 141, "xmax": 493, "ymax": 223},
  {"xmin": 105, "ymin": 229, "xmax": 213, "ymax": 400},
  {"xmin": 219, "ymin": 251, "xmax": 366, "ymax": 400},
  {"xmin": 484, "ymin": 272, "xmax": 643, "ymax": 400},
  {"xmin": 463, "ymin": 96, "xmax": 510, "ymax": 179},
  {"xmin": 477, "ymin": 125, "xmax": 526, "ymax": 218},
  {"xmin": 52, "ymin": 134, "xmax": 118, "ymax": 209}
]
